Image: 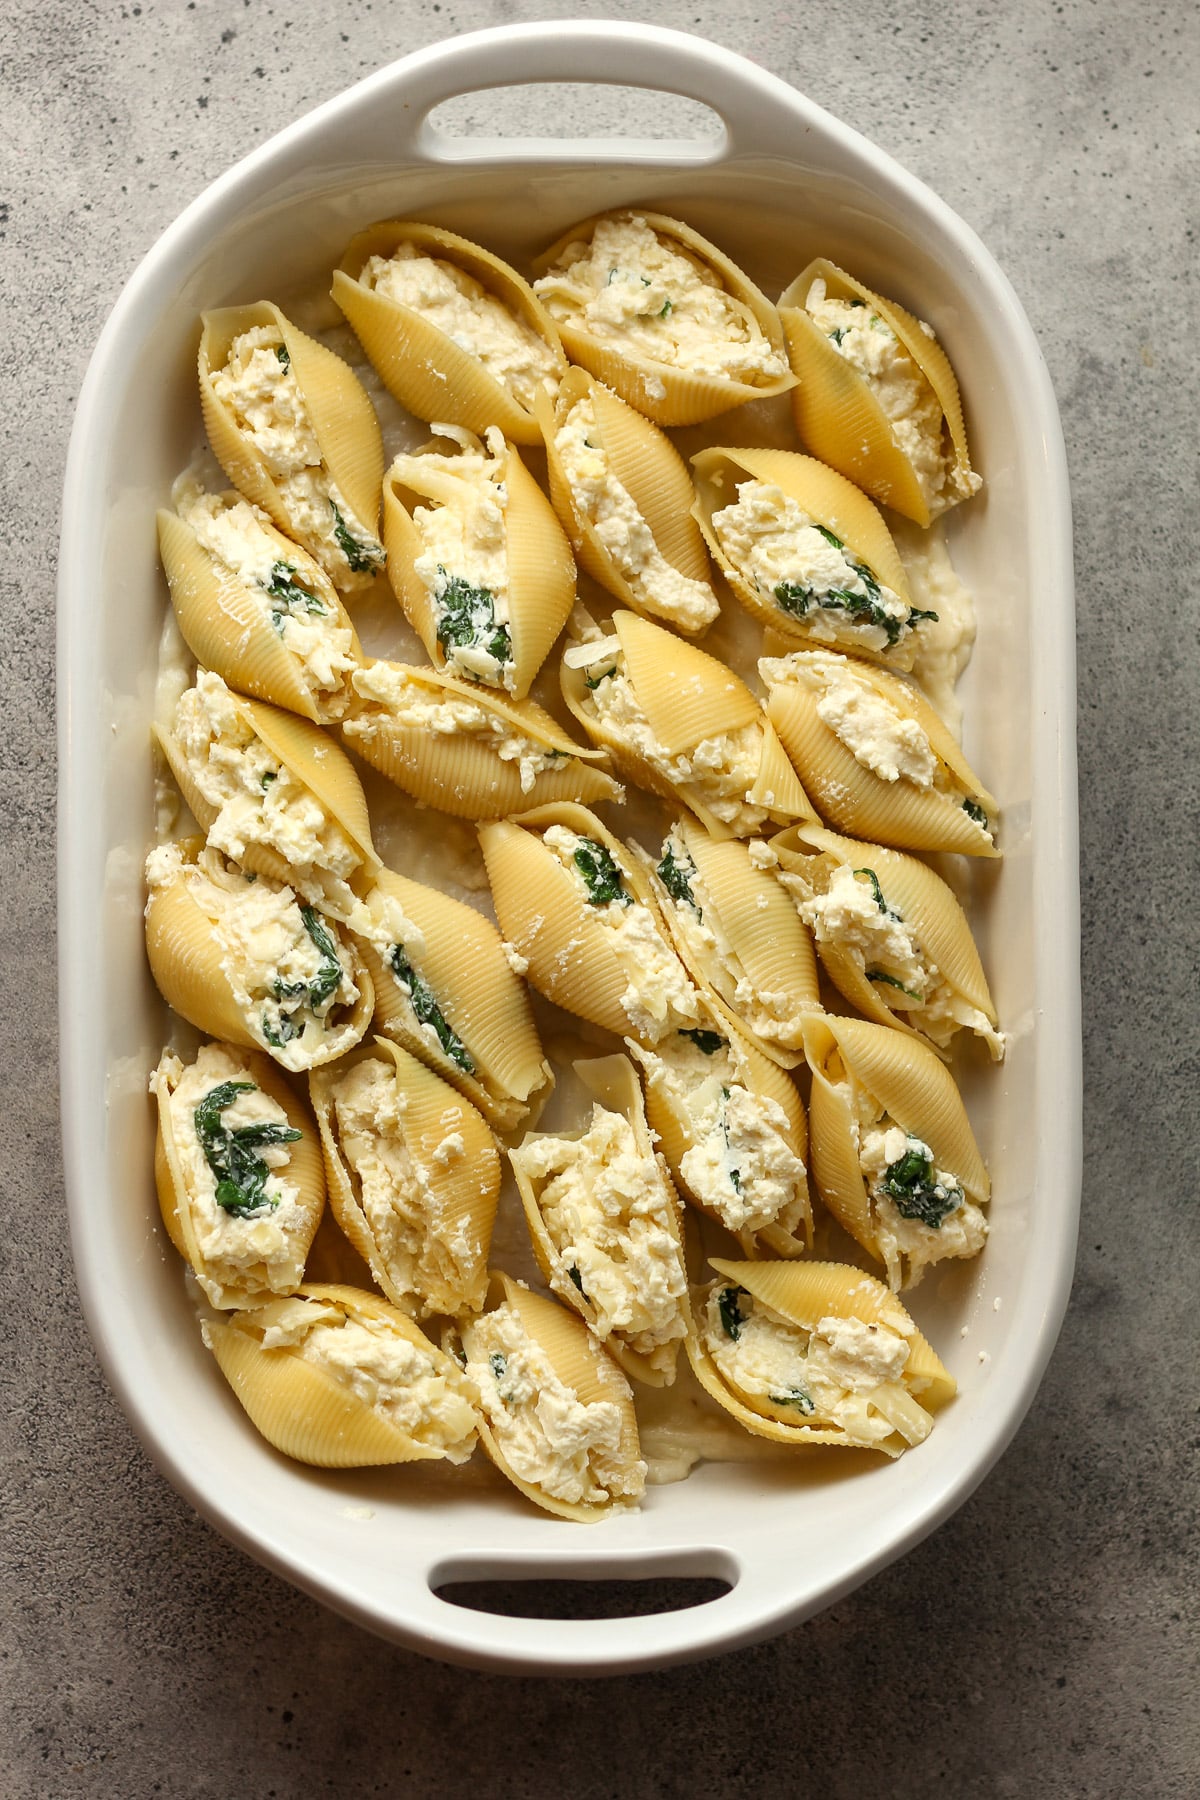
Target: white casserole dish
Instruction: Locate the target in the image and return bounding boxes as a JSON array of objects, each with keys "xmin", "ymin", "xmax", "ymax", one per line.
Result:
[{"xmin": 57, "ymin": 20, "xmax": 1080, "ymax": 1675}]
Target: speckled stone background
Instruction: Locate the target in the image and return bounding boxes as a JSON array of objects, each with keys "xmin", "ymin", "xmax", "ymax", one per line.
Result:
[{"xmin": 3, "ymin": 0, "xmax": 1197, "ymax": 1793}]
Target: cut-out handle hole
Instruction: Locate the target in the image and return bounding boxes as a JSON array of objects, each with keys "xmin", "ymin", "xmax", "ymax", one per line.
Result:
[
  {"xmin": 426, "ymin": 83, "xmax": 725, "ymax": 144},
  {"xmin": 434, "ymin": 1576, "xmax": 732, "ymax": 1621}
]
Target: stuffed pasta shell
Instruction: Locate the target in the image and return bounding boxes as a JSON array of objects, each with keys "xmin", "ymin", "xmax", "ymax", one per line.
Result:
[
  {"xmin": 332, "ymin": 221, "xmax": 566, "ymax": 446},
  {"xmin": 779, "ymin": 258, "xmax": 981, "ymax": 527},
  {"xmin": 760, "ymin": 648, "xmax": 998, "ymax": 856},
  {"xmin": 382, "ymin": 425, "xmax": 574, "ymax": 698},
  {"xmin": 458, "ymin": 1274, "xmax": 646, "ymax": 1521},
  {"xmin": 689, "ymin": 1258, "xmax": 954, "ymax": 1455},
  {"xmin": 691, "ymin": 446, "xmax": 938, "ymax": 670},
  {"xmin": 627, "ymin": 1009, "xmax": 810, "ymax": 1257},
  {"xmin": 158, "ymin": 479, "xmax": 361, "ymax": 723},
  {"xmin": 509, "ymin": 1056, "xmax": 690, "ymax": 1386},
  {"xmin": 310, "ymin": 1039, "xmax": 499, "ymax": 1319},
  {"xmin": 640, "ymin": 816, "xmax": 821, "ymax": 1067},
  {"xmin": 770, "ymin": 823, "xmax": 1003, "ymax": 1059},
  {"xmin": 199, "ymin": 301, "xmax": 384, "ymax": 590},
  {"xmin": 204, "ymin": 1284, "xmax": 480, "ymax": 1466},
  {"xmin": 562, "ymin": 608, "xmax": 814, "ymax": 839},
  {"xmin": 155, "ymin": 670, "xmax": 379, "ymax": 918},
  {"xmin": 153, "ymin": 1040, "xmax": 325, "ymax": 1310},
  {"xmin": 353, "ymin": 869, "xmax": 551, "ymax": 1133},
  {"xmin": 478, "ymin": 803, "xmax": 701, "ymax": 1046},
  {"xmin": 802, "ymin": 1014, "xmax": 989, "ymax": 1290},
  {"xmin": 144, "ymin": 840, "xmax": 373, "ymax": 1072},
  {"xmin": 536, "ymin": 368, "xmax": 719, "ymax": 633},
  {"xmin": 532, "ymin": 210, "xmax": 795, "ymax": 425},
  {"xmin": 342, "ymin": 659, "xmax": 620, "ymax": 819}
]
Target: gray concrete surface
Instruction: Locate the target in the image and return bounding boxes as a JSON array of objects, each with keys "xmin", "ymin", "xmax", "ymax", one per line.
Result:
[{"xmin": 3, "ymin": 0, "xmax": 1197, "ymax": 1794}]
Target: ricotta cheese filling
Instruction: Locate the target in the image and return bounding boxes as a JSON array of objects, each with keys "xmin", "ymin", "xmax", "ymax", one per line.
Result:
[
  {"xmin": 629, "ymin": 1031, "xmax": 806, "ymax": 1236},
  {"xmin": 805, "ymin": 277, "xmax": 981, "ymax": 515},
  {"xmin": 347, "ymin": 662, "xmax": 566, "ymax": 794},
  {"xmin": 700, "ymin": 1282, "xmax": 925, "ymax": 1445},
  {"xmin": 172, "ymin": 671, "xmax": 363, "ymax": 912},
  {"xmin": 511, "ymin": 1104, "xmax": 688, "ymax": 1363},
  {"xmin": 854, "ymin": 1115, "xmax": 987, "ymax": 1289},
  {"xmin": 391, "ymin": 426, "xmax": 516, "ymax": 691},
  {"xmin": 552, "ymin": 393, "xmax": 718, "ymax": 631},
  {"xmin": 145, "ymin": 844, "xmax": 361, "ymax": 1072},
  {"xmin": 782, "ymin": 860, "xmax": 1005, "ymax": 1057},
  {"xmin": 328, "ymin": 1056, "xmax": 482, "ymax": 1312},
  {"xmin": 247, "ymin": 1295, "xmax": 478, "ymax": 1460},
  {"xmin": 570, "ymin": 635, "xmax": 770, "ymax": 836},
  {"xmin": 174, "ymin": 480, "xmax": 357, "ymax": 714},
  {"xmin": 210, "ymin": 325, "xmax": 383, "ymax": 586},
  {"xmin": 655, "ymin": 826, "xmax": 803, "ymax": 1050},
  {"xmin": 160, "ymin": 1042, "xmax": 308, "ymax": 1297},
  {"xmin": 462, "ymin": 1302, "xmax": 645, "ymax": 1506},
  {"xmin": 541, "ymin": 824, "xmax": 699, "ymax": 1041},
  {"xmin": 534, "ymin": 214, "xmax": 788, "ymax": 384},
  {"xmin": 709, "ymin": 478, "xmax": 933, "ymax": 657},
  {"xmin": 361, "ymin": 243, "xmax": 560, "ymax": 412}
]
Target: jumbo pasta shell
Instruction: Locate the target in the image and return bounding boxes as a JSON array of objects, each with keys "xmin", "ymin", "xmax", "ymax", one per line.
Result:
[
  {"xmin": 478, "ymin": 804, "xmax": 699, "ymax": 1044},
  {"xmin": 761, "ymin": 650, "xmax": 998, "ymax": 856},
  {"xmin": 198, "ymin": 302, "xmax": 384, "ymax": 588},
  {"xmin": 532, "ymin": 210, "xmax": 796, "ymax": 426},
  {"xmin": 779, "ymin": 258, "xmax": 978, "ymax": 527},
  {"xmin": 204, "ymin": 1284, "xmax": 480, "ymax": 1466},
  {"xmin": 382, "ymin": 431, "xmax": 575, "ymax": 701},
  {"xmin": 629, "ymin": 1009, "xmax": 811, "ymax": 1257},
  {"xmin": 638, "ymin": 816, "xmax": 821, "ymax": 1067},
  {"xmin": 509, "ymin": 1054, "xmax": 690, "ymax": 1386},
  {"xmin": 691, "ymin": 446, "xmax": 930, "ymax": 667},
  {"xmin": 562, "ymin": 610, "xmax": 815, "ymax": 839},
  {"xmin": 772, "ymin": 823, "xmax": 1000, "ymax": 1057},
  {"xmin": 332, "ymin": 221, "xmax": 566, "ymax": 446},
  {"xmin": 153, "ymin": 1041, "xmax": 325, "ymax": 1309},
  {"xmin": 461, "ymin": 1272, "xmax": 643, "ymax": 1522},
  {"xmin": 144, "ymin": 841, "xmax": 375, "ymax": 1070},
  {"xmin": 310, "ymin": 1038, "xmax": 500, "ymax": 1317},
  {"xmin": 155, "ymin": 678, "xmax": 379, "ymax": 904},
  {"xmin": 356, "ymin": 868, "xmax": 550, "ymax": 1132},
  {"xmin": 535, "ymin": 369, "xmax": 718, "ymax": 633},
  {"xmin": 342, "ymin": 660, "xmax": 619, "ymax": 819},
  {"xmin": 157, "ymin": 500, "xmax": 362, "ymax": 724}
]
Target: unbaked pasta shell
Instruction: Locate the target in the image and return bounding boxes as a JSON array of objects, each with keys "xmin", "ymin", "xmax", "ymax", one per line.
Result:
[
  {"xmin": 156, "ymin": 504, "xmax": 361, "ymax": 724},
  {"xmin": 332, "ymin": 221, "xmax": 566, "ymax": 446},
  {"xmin": 198, "ymin": 301, "xmax": 384, "ymax": 567},
  {"xmin": 309, "ymin": 1037, "xmax": 499, "ymax": 1317},
  {"xmin": 779, "ymin": 257, "xmax": 977, "ymax": 527},
  {"xmin": 204, "ymin": 1284, "xmax": 478, "ymax": 1466},
  {"xmin": 509, "ymin": 1053, "xmax": 690, "ymax": 1387},
  {"xmin": 153, "ymin": 1042, "xmax": 325, "ymax": 1309},
  {"xmin": 532, "ymin": 210, "xmax": 796, "ymax": 426}
]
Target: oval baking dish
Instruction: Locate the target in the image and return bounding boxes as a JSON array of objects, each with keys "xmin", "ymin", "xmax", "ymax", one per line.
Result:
[{"xmin": 57, "ymin": 20, "xmax": 1080, "ymax": 1676}]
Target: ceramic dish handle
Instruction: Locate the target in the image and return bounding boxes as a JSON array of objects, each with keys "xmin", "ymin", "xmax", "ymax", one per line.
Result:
[
  {"xmin": 388, "ymin": 1541, "xmax": 798, "ymax": 1675},
  {"xmin": 324, "ymin": 20, "xmax": 820, "ymax": 165}
]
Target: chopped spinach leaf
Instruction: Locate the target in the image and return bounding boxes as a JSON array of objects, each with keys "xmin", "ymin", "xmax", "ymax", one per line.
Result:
[
  {"xmin": 573, "ymin": 838, "xmax": 630, "ymax": 907},
  {"xmin": 388, "ymin": 945, "xmax": 475, "ymax": 1074},
  {"xmin": 275, "ymin": 342, "xmax": 290, "ymax": 369},
  {"xmin": 193, "ymin": 1079, "xmax": 301, "ymax": 1218},
  {"xmin": 773, "ymin": 536, "xmax": 935, "ymax": 648},
  {"xmin": 829, "ymin": 327, "xmax": 846, "ymax": 346},
  {"xmin": 719, "ymin": 1086, "xmax": 742, "ymax": 1193},
  {"xmin": 261, "ymin": 770, "xmax": 277, "ymax": 789},
  {"xmin": 299, "ymin": 906, "xmax": 344, "ymax": 1012},
  {"xmin": 584, "ymin": 664, "xmax": 617, "ymax": 690},
  {"xmin": 853, "ymin": 866, "xmax": 901, "ymax": 921},
  {"xmin": 768, "ymin": 1387, "xmax": 816, "ymax": 1415},
  {"xmin": 962, "ymin": 798, "xmax": 988, "ymax": 828},
  {"xmin": 330, "ymin": 500, "xmax": 383, "ymax": 575},
  {"xmin": 656, "ymin": 842, "xmax": 699, "ymax": 911},
  {"xmin": 718, "ymin": 1285, "xmax": 748, "ymax": 1341},
  {"xmin": 679, "ymin": 1028, "xmax": 726, "ymax": 1056},
  {"xmin": 814, "ymin": 524, "xmax": 845, "ymax": 551},
  {"xmin": 264, "ymin": 561, "xmax": 327, "ymax": 629},
  {"xmin": 433, "ymin": 568, "xmax": 512, "ymax": 669},
  {"xmin": 489, "ymin": 1352, "xmax": 507, "ymax": 1381},
  {"xmin": 867, "ymin": 968, "xmax": 924, "ymax": 1002},
  {"xmin": 567, "ymin": 1264, "xmax": 586, "ymax": 1296},
  {"xmin": 881, "ymin": 1140, "xmax": 962, "ymax": 1231},
  {"xmin": 658, "ymin": 298, "xmax": 673, "ymax": 317}
]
